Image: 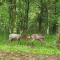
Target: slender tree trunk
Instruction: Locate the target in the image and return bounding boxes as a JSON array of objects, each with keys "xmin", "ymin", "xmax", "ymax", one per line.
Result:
[
  {"xmin": 23, "ymin": 0, "xmax": 29, "ymax": 34},
  {"xmin": 8, "ymin": 0, "xmax": 16, "ymax": 33},
  {"xmin": 47, "ymin": 22, "xmax": 49, "ymax": 35},
  {"xmin": 12, "ymin": 0, "xmax": 16, "ymax": 33},
  {"xmin": 39, "ymin": 0, "xmax": 48, "ymax": 34},
  {"xmin": 55, "ymin": 0, "xmax": 60, "ymax": 48},
  {"xmin": 56, "ymin": 20, "xmax": 60, "ymax": 49}
]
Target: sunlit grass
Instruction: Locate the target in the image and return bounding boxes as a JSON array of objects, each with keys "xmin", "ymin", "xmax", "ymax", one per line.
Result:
[{"xmin": 0, "ymin": 44, "xmax": 60, "ymax": 54}]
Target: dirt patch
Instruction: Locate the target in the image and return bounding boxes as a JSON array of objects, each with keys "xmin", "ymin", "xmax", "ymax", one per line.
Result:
[{"xmin": 0, "ymin": 52, "xmax": 60, "ymax": 60}]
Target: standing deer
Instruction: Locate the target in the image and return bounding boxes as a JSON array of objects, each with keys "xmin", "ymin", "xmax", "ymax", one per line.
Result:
[
  {"xmin": 9, "ymin": 34, "xmax": 21, "ymax": 41},
  {"xmin": 9, "ymin": 31, "xmax": 23, "ymax": 41},
  {"xmin": 31, "ymin": 34, "xmax": 44, "ymax": 45}
]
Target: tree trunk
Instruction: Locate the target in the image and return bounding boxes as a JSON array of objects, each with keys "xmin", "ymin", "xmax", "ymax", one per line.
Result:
[
  {"xmin": 56, "ymin": 21, "xmax": 60, "ymax": 49},
  {"xmin": 23, "ymin": 0, "xmax": 29, "ymax": 34},
  {"xmin": 8, "ymin": 0, "xmax": 16, "ymax": 33},
  {"xmin": 54, "ymin": 0, "xmax": 60, "ymax": 48},
  {"xmin": 39, "ymin": 0, "xmax": 48, "ymax": 34}
]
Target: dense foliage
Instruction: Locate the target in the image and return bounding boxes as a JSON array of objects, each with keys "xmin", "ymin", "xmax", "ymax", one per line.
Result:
[{"xmin": 0, "ymin": 0, "xmax": 60, "ymax": 50}]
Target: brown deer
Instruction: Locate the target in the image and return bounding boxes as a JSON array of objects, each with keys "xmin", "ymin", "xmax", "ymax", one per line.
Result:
[
  {"xmin": 31, "ymin": 34, "xmax": 44, "ymax": 45},
  {"xmin": 21, "ymin": 34, "xmax": 30, "ymax": 40}
]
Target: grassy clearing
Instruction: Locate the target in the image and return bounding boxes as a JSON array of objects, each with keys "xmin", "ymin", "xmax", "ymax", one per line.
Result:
[
  {"xmin": 0, "ymin": 44, "xmax": 60, "ymax": 54},
  {"xmin": 0, "ymin": 34, "xmax": 60, "ymax": 54}
]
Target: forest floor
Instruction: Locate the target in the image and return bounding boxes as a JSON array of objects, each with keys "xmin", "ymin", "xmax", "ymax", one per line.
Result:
[
  {"xmin": 0, "ymin": 51, "xmax": 60, "ymax": 60},
  {"xmin": 0, "ymin": 34, "xmax": 60, "ymax": 60}
]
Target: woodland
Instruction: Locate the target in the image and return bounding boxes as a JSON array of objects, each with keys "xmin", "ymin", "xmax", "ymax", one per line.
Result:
[{"xmin": 0, "ymin": 0, "xmax": 60, "ymax": 54}]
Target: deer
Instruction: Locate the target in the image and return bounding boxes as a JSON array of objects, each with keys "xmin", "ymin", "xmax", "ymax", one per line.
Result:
[
  {"xmin": 9, "ymin": 31, "xmax": 23, "ymax": 41},
  {"xmin": 30, "ymin": 34, "xmax": 45, "ymax": 45}
]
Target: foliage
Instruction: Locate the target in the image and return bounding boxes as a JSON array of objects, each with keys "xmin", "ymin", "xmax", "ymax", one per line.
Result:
[{"xmin": 0, "ymin": 0, "xmax": 60, "ymax": 52}]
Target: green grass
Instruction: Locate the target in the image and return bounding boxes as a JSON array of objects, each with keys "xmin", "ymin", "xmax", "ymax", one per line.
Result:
[
  {"xmin": 0, "ymin": 34, "xmax": 60, "ymax": 54},
  {"xmin": 0, "ymin": 44, "xmax": 60, "ymax": 54}
]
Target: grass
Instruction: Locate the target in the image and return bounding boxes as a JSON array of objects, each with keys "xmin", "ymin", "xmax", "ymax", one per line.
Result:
[
  {"xmin": 0, "ymin": 34, "xmax": 60, "ymax": 54},
  {"xmin": 0, "ymin": 44, "xmax": 60, "ymax": 54}
]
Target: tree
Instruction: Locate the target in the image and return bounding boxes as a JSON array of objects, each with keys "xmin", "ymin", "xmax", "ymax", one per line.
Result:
[
  {"xmin": 23, "ymin": 0, "xmax": 29, "ymax": 34},
  {"xmin": 16, "ymin": 0, "xmax": 29, "ymax": 34},
  {"xmin": 38, "ymin": 0, "xmax": 48, "ymax": 34},
  {"xmin": 56, "ymin": 0, "xmax": 60, "ymax": 49},
  {"xmin": 8, "ymin": 0, "xmax": 16, "ymax": 33}
]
